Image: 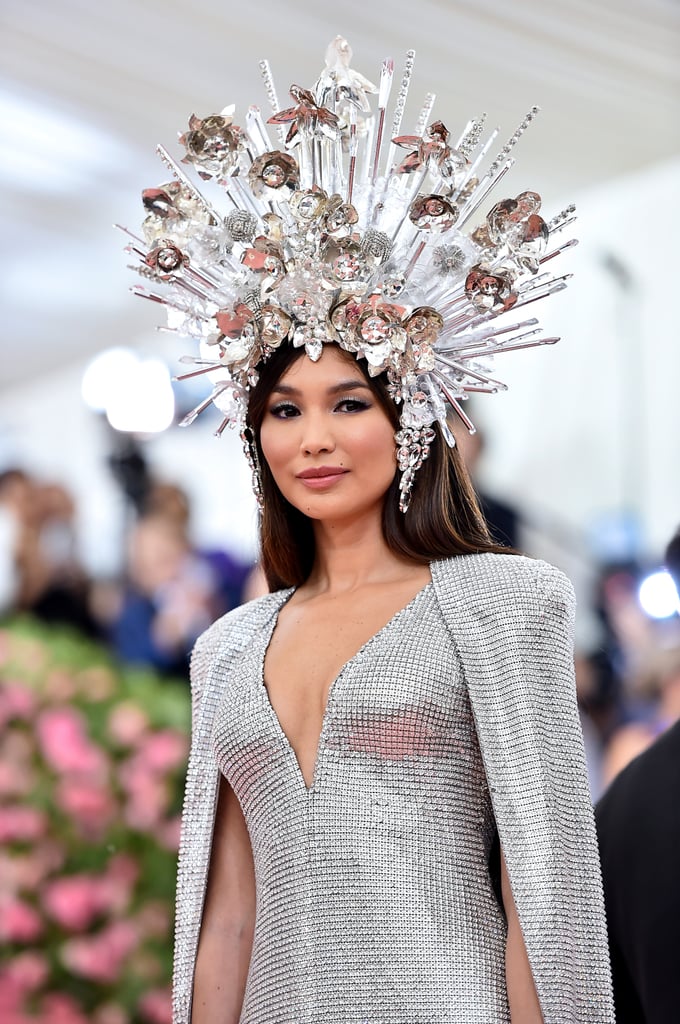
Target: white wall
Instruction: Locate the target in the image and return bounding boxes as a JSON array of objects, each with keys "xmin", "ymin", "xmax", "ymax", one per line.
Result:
[{"xmin": 476, "ymin": 156, "xmax": 680, "ymax": 562}]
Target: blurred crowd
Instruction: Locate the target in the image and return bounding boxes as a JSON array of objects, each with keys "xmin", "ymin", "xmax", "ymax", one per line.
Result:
[
  {"xmin": 1, "ymin": 459, "xmax": 679, "ymax": 799},
  {"xmin": 0, "ymin": 467, "xmax": 263, "ymax": 680}
]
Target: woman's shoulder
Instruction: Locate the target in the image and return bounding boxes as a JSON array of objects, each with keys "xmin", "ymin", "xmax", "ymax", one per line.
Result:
[{"xmin": 431, "ymin": 552, "xmax": 574, "ymax": 612}]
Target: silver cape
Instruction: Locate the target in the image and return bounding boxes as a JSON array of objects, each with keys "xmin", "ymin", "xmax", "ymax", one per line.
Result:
[{"xmin": 172, "ymin": 553, "xmax": 614, "ymax": 1022}]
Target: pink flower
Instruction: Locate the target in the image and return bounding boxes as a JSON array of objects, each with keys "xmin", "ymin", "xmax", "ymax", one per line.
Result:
[
  {"xmin": 136, "ymin": 730, "xmax": 188, "ymax": 772},
  {"xmin": 0, "ymin": 983, "xmax": 22, "ymax": 1019},
  {"xmin": 0, "ymin": 978, "xmax": 24, "ymax": 1022},
  {"xmin": 40, "ymin": 992, "xmax": 89, "ymax": 1024},
  {"xmin": 43, "ymin": 875, "xmax": 103, "ymax": 931},
  {"xmin": 123, "ymin": 785, "xmax": 170, "ymax": 830},
  {"xmin": 107, "ymin": 702, "xmax": 149, "ymax": 746},
  {"xmin": 0, "ymin": 842, "xmax": 66, "ymax": 897},
  {"xmin": 61, "ymin": 920, "xmax": 140, "ymax": 983},
  {"xmin": 36, "ymin": 707, "xmax": 108, "ymax": 777},
  {"xmin": 56, "ymin": 778, "xmax": 116, "ymax": 835},
  {"xmin": 92, "ymin": 1003, "xmax": 130, "ymax": 1024},
  {"xmin": 158, "ymin": 814, "xmax": 182, "ymax": 852},
  {"xmin": 118, "ymin": 766, "xmax": 169, "ymax": 830},
  {"xmin": 138, "ymin": 987, "xmax": 172, "ymax": 1024},
  {"xmin": 0, "ymin": 898, "xmax": 44, "ymax": 942},
  {"xmin": 2, "ymin": 950, "xmax": 49, "ymax": 991},
  {"xmin": 106, "ymin": 852, "xmax": 140, "ymax": 888},
  {"xmin": 0, "ymin": 806, "xmax": 47, "ymax": 843},
  {"xmin": 43, "ymin": 863, "xmax": 137, "ymax": 931},
  {"xmin": 0, "ymin": 759, "xmax": 32, "ymax": 797},
  {"xmin": 0, "ymin": 683, "xmax": 37, "ymax": 722}
]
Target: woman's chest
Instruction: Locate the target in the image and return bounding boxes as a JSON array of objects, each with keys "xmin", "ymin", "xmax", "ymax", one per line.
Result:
[{"xmin": 211, "ymin": 588, "xmax": 484, "ymax": 803}]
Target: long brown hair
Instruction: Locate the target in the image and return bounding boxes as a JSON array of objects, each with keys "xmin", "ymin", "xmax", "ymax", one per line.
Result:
[{"xmin": 247, "ymin": 343, "xmax": 512, "ymax": 590}]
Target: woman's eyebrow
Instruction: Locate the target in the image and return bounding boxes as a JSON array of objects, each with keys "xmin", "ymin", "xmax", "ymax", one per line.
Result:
[{"xmin": 271, "ymin": 379, "xmax": 371, "ymax": 396}]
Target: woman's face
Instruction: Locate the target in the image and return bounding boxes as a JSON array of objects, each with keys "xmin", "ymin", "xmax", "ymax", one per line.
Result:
[{"xmin": 258, "ymin": 345, "xmax": 397, "ymax": 523}]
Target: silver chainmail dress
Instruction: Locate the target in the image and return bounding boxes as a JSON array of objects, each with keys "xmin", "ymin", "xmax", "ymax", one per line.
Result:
[{"xmin": 173, "ymin": 553, "xmax": 614, "ymax": 1023}]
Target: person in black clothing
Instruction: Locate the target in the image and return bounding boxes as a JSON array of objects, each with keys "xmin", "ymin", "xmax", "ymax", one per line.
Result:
[{"xmin": 595, "ymin": 526, "xmax": 680, "ymax": 1022}]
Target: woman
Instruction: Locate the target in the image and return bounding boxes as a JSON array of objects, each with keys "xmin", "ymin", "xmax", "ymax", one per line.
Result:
[
  {"xmin": 123, "ymin": 39, "xmax": 613, "ymax": 1023},
  {"xmin": 171, "ymin": 344, "xmax": 612, "ymax": 1024}
]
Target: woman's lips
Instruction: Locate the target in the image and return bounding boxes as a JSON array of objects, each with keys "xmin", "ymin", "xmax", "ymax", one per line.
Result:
[{"xmin": 296, "ymin": 467, "xmax": 349, "ymax": 488}]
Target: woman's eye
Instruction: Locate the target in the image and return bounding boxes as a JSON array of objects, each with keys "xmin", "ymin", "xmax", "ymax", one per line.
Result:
[
  {"xmin": 269, "ymin": 402, "xmax": 300, "ymax": 419},
  {"xmin": 335, "ymin": 397, "xmax": 370, "ymax": 413}
]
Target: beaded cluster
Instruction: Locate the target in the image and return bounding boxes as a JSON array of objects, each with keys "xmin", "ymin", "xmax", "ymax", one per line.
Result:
[{"xmin": 120, "ymin": 37, "xmax": 576, "ymax": 511}]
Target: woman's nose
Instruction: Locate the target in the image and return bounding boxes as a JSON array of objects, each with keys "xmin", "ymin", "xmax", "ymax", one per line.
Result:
[{"xmin": 300, "ymin": 413, "xmax": 335, "ymax": 455}]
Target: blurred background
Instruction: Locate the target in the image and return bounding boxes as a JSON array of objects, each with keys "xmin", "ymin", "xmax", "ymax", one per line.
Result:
[{"xmin": 0, "ymin": 1, "xmax": 679, "ymax": 1018}]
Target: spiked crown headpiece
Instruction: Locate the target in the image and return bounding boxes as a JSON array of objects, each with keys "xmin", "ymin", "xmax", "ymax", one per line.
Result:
[{"xmin": 120, "ymin": 37, "xmax": 576, "ymax": 510}]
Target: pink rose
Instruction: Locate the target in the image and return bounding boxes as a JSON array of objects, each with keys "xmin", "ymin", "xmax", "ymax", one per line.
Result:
[
  {"xmin": 123, "ymin": 782, "xmax": 170, "ymax": 831},
  {"xmin": 138, "ymin": 987, "xmax": 172, "ymax": 1024},
  {"xmin": 118, "ymin": 767, "xmax": 169, "ymax": 830},
  {"xmin": 2, "ymin": 950, "xmax": 49, "ymax": 992},
  {"xmin": 56, "ymin": 779, "xmax": 116, "ymax": 835},
  {"xmin": 136, "ymin": 730, "xmax": 188, "ymax": 772},
  {"xmin": 40, "ymin": 992, "xmax": 89, "ymax": 1024},
  {"xmin": 44, "ymin": 866, "xmax": 136, "ymax": 931},
  {"xmin": 0, "ymin": 978, "xmax": 23, "ymax": 1021},
  {"xmin": 0, "ymin": 683, "xmax": 37, "ymax": 722},
  {"xmin": 0, "ymin": 806, "xmax": 47, "ymax": 843},
  {"xmin": 106, "ymin": 852, "xmax": 140, "ymax": 888},
  {"xmin": 36, "ymin": 706, "xmax": 108, "ymax": 777},
  {"xmin": 0, "ymin": 759, "xmax": 32, "ymax": 797},
  {"xmin": 2, "ymin": 847, "xmax": 62, "ymax": 891},
  {"xmin": 61, "ymin": 920, "xmax": 140, "ymax": 983},
  {"xmin": 0, "ymin": 898, "xmax": 43, "ymax": 942},
  {"xmin": 158, "ymin": 814, "xmax": 182, "ymax": 852},
  {"xmin": 107, "ymin": 702, "xmax": 149, "ymax": 746},
  {"xmin": 92, "ymin": 1003, "xmax": 130, "ymax": 1024},
  {"xmin": 43, "ymin": 875, "xmax": 102, "ymax": 931}
]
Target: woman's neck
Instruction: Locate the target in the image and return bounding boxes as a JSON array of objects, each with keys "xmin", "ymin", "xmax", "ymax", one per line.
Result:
[{"xmin": 307, "ymin": 510, "xmax": 416, "ymax": 595}]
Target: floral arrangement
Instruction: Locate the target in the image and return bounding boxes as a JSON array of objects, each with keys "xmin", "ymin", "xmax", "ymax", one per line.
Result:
[{"xmin": 0, "ymin": 618, "xmax": 191, "ymax": 1024}]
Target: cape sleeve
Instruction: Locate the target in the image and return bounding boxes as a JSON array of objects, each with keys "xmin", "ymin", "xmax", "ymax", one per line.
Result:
[
  {"xmin": 171, "ymin": 594, "xmax": 289, "ymax": 1024},
  {"xmin": 431, "ymin": 553, "xmax": 614, "ymax": 1024}
]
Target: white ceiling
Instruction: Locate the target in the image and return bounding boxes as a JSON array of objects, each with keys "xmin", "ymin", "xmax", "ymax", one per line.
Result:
[{"xmin": 1, "ymin": 0, "xmax": 678, "ymax": 391}]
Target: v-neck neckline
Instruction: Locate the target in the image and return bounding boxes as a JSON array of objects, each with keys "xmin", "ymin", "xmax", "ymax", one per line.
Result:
[{"xmin": 258, "ymin": 579, "xmax": 433, "ymax": 795}]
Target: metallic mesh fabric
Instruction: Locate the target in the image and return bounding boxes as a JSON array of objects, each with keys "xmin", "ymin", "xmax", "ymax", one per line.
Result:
[{"xmin": 173, "ymin": 554, "xmax": 614, "ymax": 1023}]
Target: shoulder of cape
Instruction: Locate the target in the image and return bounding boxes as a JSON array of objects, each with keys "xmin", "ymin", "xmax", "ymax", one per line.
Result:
[
  {"xmin": 188, "ymin": 588, "xmax": 293, "ymax": 713},
  {"xmin": 430, "ymin": 551, "xmax": 575, "ymax": 625}
]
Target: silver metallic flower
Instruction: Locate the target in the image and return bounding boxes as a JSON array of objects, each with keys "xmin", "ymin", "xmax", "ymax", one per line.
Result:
[
  {"xmin": 141, "ymin": 182, "xmax": 211, "ymax": 242},
  {"xmin": 179, "ymin": 113, "xmax": 244, "ymax": 180},
  {"xmin": 486, "ymin": 192, "xmax": 548, "ymax": 272},
  {"xmin": 289, "ymin": 188, "xmax": 328, "ymax": 225},
  {"xmin": 465, "ymin": 265, "xmax": 518, "ymax": 313},
  {"xmin": 322, "ymin": 195, "xmax": 359, "ymax": 238},
  {"xmin": 404, "ymin": 307, "xmax": 444, "ymax": 346},
  {"xmin": 321, "ymin": 238, "xmax": 370, "ymax": 288},
  {"xmin": 144, "ymin": 240, "xmax": 189, "ymax": 279},
  {"xmin": 409, "ymin": 194, "xmax": 459, "ymax": 233},
  {"xmin": 393, "ymin": 121, "xmax": 469, "ymax": 186},
  {"xmin": 248, "ymin": 150, "xmax": 300, "ymax": 198},
  {"xmin": 241, "ymin": 236, "xmax": 286, "ymax": 292},
  {"xmin": 267, "ymin": 85, "xmax": 344, "ymax": 146}
]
